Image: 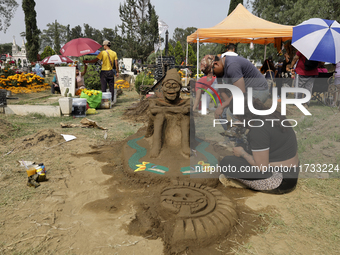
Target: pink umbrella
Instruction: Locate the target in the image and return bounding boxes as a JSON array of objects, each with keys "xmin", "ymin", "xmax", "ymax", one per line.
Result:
[
  {"xmin": 41, "ymin": 55, "xmax": 73, "ymax": 64},
  {"xmin": 60, "ymin": 38, "xmax": 102, "ymax": 57}
]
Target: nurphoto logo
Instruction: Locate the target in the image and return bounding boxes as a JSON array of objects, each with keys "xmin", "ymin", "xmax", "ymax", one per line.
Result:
[{"xmin": 198, "ymin": 84, "xmax": 312, "ymax": 127}]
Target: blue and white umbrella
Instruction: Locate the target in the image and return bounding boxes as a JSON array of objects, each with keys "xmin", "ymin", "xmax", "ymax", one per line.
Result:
[{"xmin": 292, "ymin": 18, "xmax": 340, "ymax": 64}]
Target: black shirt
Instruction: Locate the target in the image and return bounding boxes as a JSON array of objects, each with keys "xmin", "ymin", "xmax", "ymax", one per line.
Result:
[
  {"xmin": 247, "ymin": 120, "xmax": 299, "ymax": 192},
  {"xmin": 247, "ymin": 120, "xmax": 297, "ymax": 162}
]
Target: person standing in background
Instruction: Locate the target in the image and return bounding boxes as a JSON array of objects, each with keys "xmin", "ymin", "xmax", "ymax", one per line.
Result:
[
  {"xmin": 332, "ymin": 61, "xmax": 340, "ymax": 106},
  {"xmin": 84, "ymin": 40, "xmax": 119, "ymax": 101},
  {"xmin": 221, "ymin": 43, "xmax": 238, "ymax": 58},
  {"xmin": 192, "ymin": 55, "xmax": 217, "ymax": 114},
  {"xmin": 290, "ymin": 51, "xmax": 318, "ymax": 107}
]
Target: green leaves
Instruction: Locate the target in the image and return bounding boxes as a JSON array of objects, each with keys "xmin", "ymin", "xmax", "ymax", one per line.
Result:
[
  {"xmin": 135, "ymin": 71, "xmax": 155, "ymax": 94},
  {"xmin": 251, "ymin": 0, "xmax": 340, "ymax": 26},
  {"xmin": 40, "ymin": 46, "xmax": 55, "ymax": 60},
  {"xmin": 119, "ymin": 0, "xmax": 159, "ymax": 63},
  {"xmin": 22, "ymin": 0, "xmax": 40, "ymax": 62},
  {"xmin": 0, "ymin": 0, "xmax": 19, "ymax": 32}
]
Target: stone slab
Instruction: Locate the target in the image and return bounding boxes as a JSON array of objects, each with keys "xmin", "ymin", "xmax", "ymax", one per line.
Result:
[{"xmin": 5, "ymin": 105, "xmax": 61, "ymax": 117}]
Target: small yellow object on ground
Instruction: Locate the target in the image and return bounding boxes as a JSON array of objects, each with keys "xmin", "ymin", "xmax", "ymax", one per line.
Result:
[{"xmin": 86, "ymin": 108, "xmax": 98, "ymax": 115}]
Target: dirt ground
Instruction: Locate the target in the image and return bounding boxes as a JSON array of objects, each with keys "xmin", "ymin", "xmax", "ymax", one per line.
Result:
[{"xmin": 0, "ymin": 90, "xmax": 339, "ymax": 254}]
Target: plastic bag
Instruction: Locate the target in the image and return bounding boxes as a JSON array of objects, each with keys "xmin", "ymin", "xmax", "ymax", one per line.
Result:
[
  {"xmin": 86, "ymin": 108, "xmax": 98, "ymax": 115},
  {"xmin": 80, "ymin": 91, "xmax": 102, "ymax": 109}
]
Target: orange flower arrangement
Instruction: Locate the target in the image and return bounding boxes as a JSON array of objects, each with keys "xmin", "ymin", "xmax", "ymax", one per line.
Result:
[{"xmin": 0, "ymin": 73, "xmax": 50, "ymax": 94}]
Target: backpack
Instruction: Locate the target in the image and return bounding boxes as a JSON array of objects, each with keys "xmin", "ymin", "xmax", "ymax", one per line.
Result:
[{"xmin": 304, "ymin": 59, "xmax": 319, "ymax": 71}]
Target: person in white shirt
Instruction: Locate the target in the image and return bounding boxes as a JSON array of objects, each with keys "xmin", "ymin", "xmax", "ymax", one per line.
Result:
[{"xmin": 221, "ymin": 43, "xmax": 238, "ymax": 58}]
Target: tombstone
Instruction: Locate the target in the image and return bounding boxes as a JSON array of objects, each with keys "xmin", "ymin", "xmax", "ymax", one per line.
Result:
[{"xmin": 55, "ymin": 66, "xmax": 76, "ymax": 96}]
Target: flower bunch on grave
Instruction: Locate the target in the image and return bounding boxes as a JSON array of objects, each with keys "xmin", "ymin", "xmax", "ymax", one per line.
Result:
[{"xmin": 0, "ymin": 72, "xmax": 49, "ymax": 94}]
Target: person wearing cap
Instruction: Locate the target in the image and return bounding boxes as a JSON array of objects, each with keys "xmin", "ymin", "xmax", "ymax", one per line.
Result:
[
  {"xmin": 212, "ymin": 55, "xmax": 270, "ymax": 119},
  {"xmin": 83, "ymin": 40, "xmax": 119, "ymax": 101},
  {"xmin": 192, "ymin": 55, "xmax": 217, "ymax": 113}
]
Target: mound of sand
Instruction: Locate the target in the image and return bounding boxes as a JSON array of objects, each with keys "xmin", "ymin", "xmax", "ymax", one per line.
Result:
[
  {"xmin": 21, "ymin": 129, "xmax": 65, "ymax": 149},
  {"xmin": 123, "ymin": 98, "xmax": 150, "ymax": 122}
]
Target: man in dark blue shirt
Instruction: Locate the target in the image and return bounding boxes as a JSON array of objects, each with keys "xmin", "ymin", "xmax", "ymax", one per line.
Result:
[{"xmin": 212, "ymin": 55, "xmax": 270, "ymax": 119}]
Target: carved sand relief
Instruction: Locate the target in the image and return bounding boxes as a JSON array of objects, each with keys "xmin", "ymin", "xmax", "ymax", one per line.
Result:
[{"xmin": 160, "ymin": 181, "xmax": 238, "ymax": 251}]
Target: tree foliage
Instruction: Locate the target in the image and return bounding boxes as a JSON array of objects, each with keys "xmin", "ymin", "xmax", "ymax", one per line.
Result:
[
  {"xmin": 162, "ymin": 43, "xmax": 174, "ymax": 57},
  {"xmin": 84, "ymin": 23, "xmax": 103, "ymax": 43},
  {"xmin": 119, "ymin": 0, "xmax": 159, "ymax": 63},
  {"xmin": 187, "ymin": 44, "xmax": 196, "ymax": 65},
  {"xmin": 71, "ymin": 25, "xmax": 83, "ymax": 39},
  {"xmin": 54, "ymin": 20, "xmax": 61, "ymax": 54},
  {"xmin": 66, "ymin": 24, "xmax": 71, "ymax": 42},
  {"xmin": 0, "ymin": 43, "xmax": 13, "ymax": 55},
  {"xmin": 237, "ymin": 43, "xmax": 278, "ymax": 63},
  {"xmin": 22, "ymin": 0, "xmax": 40, "ymax": 62},
  {"xmin": 228, "ymin": 0, "xmax": 243, "ymax": 15},
  {"xmin": 40, "ymin": 45, "xmax": 55, "ymax": 60},
  {"xmin": 40, "ymin": 21, "xmax": 67, "ymax": 52},
  {"xmin": 170, "ymin": 27, "xmax": 197, "ymax": 52},
  {"xmin": 199, "ymin": 43, "xmax": 225, "ymax": 60},
  {"xmin": 249, "ymin": 0, "xmax": 340, "ymax": 26},
  {"xmin": 0, "ymin": 0, "xmax": 18, "ymax": 32},
  {"xmin": 174, "ymin": 41, "xmax": 184, "ymax": 65}
]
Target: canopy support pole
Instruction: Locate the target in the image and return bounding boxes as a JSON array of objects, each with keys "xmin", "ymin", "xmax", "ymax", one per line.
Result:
[
  {"xmin": 264, "ymin": 44, "xmax": 267, "ymax": 60},
  {"xmin": 185, "ymin": 42, "xmax": 188, "ymax": 85},
  {"xmin": 197, "ymin": 37, "xmax": 200, "ymax": 79}
]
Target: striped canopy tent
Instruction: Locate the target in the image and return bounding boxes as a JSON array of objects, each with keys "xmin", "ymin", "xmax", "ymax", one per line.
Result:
[{"xmin": 186, "ymin": 3, "xmax": 294, "ymax": 76}]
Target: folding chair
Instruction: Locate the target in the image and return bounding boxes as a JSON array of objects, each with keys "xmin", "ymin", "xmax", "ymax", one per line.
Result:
[{"xmin": 311, "ymin": 72, "xmax": 334, "ymax": 105}]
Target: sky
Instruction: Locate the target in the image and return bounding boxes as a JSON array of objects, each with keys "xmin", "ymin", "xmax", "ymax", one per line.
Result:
[{"xmin": 0, "ymin": 0, "xmax": 233, "ymax": 46}]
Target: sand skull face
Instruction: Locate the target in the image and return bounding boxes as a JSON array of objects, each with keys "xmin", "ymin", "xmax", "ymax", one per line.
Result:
[
  {"xmin": 161, "ymin": 188, "xmax": 208, "ymax": 217},
  {"xmin": 162, "ymin": 80, "xmax": 181, "ymax": 102}
]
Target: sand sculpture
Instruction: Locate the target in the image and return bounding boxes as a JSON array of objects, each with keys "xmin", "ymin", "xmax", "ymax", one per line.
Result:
[
  {"xmin": 121, "ymin": 68, "xmax": 238, "ymax": 252},
  {"xmin": 145, "ymin": 68, "xmax": 191, "ymax": 158}
]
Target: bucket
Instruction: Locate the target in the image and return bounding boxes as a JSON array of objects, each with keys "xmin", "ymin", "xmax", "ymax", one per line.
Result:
[
  {"xmin": 100, "ymin": 92, "xmax": 112, "ymax": 109},
  {"xmin": 72, "ymin": 98, "xmax": 87, "ymax": 117},
  {"xmin": 26, "ymin": 164, "xmax": 38, "ymax": 177}
]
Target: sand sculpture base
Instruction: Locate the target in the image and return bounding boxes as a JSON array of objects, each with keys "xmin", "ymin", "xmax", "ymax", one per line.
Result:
[
  {"xmin": 123, "ymin": 128, "xmax": 219, "ymax": 183},
  {"xmin": 123, "ymin": 129, "xmax": 239, "ymax": 252},
  {"xmin": 160, "ymin": 181, "xmax": 237, "ymax": 253},
  {"xmin": 122, "ymin": 67, "xmax": 238, "ymax": 252}
]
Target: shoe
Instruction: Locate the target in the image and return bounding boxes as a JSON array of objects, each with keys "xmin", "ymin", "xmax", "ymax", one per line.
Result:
[
  {"xmin": 219, "ymin": 174, "xmax": 246, "ymax": 188},
  {"xmin": 222, "ymin": 127, "xmax": 239, "ymax": 137}
]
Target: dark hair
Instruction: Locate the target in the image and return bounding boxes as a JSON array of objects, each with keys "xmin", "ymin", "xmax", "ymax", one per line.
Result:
[
  {"xmin": 260, "ymin": 59, "xmax": 275, "ymax": 73},
  {"xmin": 227, "ymin": 43, "xmax": 236, "ymax": 51},
  {"xmin": 229, "ymin": 96, "xmax": 289, "ymax": 132}
]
